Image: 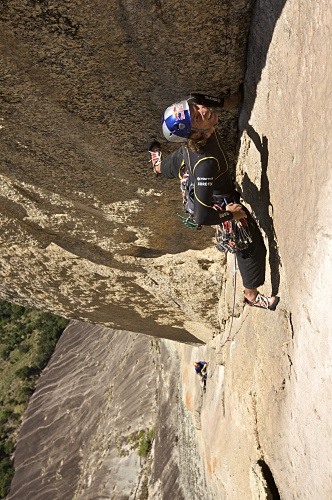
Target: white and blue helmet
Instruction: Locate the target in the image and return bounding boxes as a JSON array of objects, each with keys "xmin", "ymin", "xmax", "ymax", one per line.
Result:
[{"xmin": 162, "ymin": 100, "xmax": 191, "ymax": 143}]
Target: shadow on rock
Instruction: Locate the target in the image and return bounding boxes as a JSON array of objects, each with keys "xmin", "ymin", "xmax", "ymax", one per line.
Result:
[
  {"xmin": 234, "ymin": 0, "xmax": 287, "ymax": 295},
  {"xmin": 242, "ymin": 125, "xmax": 281, "ymax": 295}
]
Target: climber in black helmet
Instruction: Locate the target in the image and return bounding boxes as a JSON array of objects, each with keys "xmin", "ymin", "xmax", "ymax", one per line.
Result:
[{"xmin": 148, "ymin": 91, "xmax": 279, "ymax": 310}]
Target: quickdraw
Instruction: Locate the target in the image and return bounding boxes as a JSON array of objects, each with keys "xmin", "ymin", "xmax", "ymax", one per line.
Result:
[
  {"xmin": 214, "ymin": 218, "xmax": 252, "ymax": 253},
  {"xmin": 177, "ymin": 213, "xmax": 200, "ymax": 229},
  {"xmin": 214, "ymin": 199, "xmax": 252, "ymax": 254}
]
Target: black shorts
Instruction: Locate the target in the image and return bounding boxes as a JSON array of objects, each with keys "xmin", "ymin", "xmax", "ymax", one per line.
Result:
[{"xmin": 236, "ymin": 208, "xmax": 267, "ymax": 289}]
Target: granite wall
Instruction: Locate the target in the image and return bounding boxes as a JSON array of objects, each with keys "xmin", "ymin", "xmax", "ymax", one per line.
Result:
[{"xmin": 0, "ymin": 0, "xmax": 254, "ymax": 343}]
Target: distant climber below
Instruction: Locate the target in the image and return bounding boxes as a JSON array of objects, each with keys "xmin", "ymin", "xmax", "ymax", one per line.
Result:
[{"xmin": 194, "ymin": 361, "xmax": 208, "ymax": 392}]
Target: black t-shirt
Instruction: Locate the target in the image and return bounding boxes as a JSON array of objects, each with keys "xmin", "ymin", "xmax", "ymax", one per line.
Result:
[{"xmin": 181, "ymin": 131, "xmax": 237, "ymax": 225}]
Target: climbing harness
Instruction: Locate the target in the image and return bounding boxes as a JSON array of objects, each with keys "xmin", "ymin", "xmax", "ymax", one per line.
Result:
[{"xmin": 177, "ymin": 171, "xmax": 252, "ymax": 248}]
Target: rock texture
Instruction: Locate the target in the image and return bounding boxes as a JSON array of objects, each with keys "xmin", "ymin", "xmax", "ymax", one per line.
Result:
[
  {"xmin": 176, "ymin": 0, "xmax": 332, "ymax": 499},
  {"xmin": 4, "ymin": 0, "xmax": 332, "ymax": 499},
  {"xmin": 0, "ymin": 0, "xmax": 254, "ymax": 343},
  {"xmin": 234, "ymin": 0, "xmax": 332, "ymax": 497},
  {"xmin": 8, "ymin": 322, "xmax": 210, "ymax": 500},
  {"xmin": 149, "ymin": 339, "xmax": 213, "ymax": 499},
  {"xmin": 8, "ymin": 322, "xmax": 160, "ymax": 499}
]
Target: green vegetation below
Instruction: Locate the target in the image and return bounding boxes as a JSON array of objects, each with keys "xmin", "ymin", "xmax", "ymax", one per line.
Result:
[
  {"xmin": 127, "ymin": 427, "xmax": 155, "ymax": 458},
  {"xmin": 0, "ymin": 300, "xmax": 69, "ymax": 498},
  {"xmin": 138, "ymin": 428, "xmax": 155, "ymax": 458}
]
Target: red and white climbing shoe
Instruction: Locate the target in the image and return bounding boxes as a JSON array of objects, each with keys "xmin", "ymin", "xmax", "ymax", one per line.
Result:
[
  {"xmin": 148, "ymin": 141, "xmax": 162, "ymax": 176},
  {"xmin": 244, "ymin": 293, "xmax": 280, "ymax": 311}
]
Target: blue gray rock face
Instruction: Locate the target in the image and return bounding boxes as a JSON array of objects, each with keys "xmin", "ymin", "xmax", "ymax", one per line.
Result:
[
  {"xmin": 8, "ymin": 322, "xmax": 207, "ymax": 499},
  {"xmin": 0, "ymin": 0, "xmax": 254, "ymax": 343},
  {"xmin": 8, "ymin": 322, "xmax": 159, "ymax": 499}
]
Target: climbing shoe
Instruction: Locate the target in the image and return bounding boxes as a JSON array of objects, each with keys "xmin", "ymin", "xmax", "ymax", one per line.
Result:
[{"xmin": 244, "ymin": 293, "xmax": 280, "ymax": 311}]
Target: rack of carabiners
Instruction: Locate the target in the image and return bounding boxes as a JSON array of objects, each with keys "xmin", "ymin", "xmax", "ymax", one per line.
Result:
[{"xmin": 214, "ymin": 200, "xmax": 252, "ymax": 254}]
